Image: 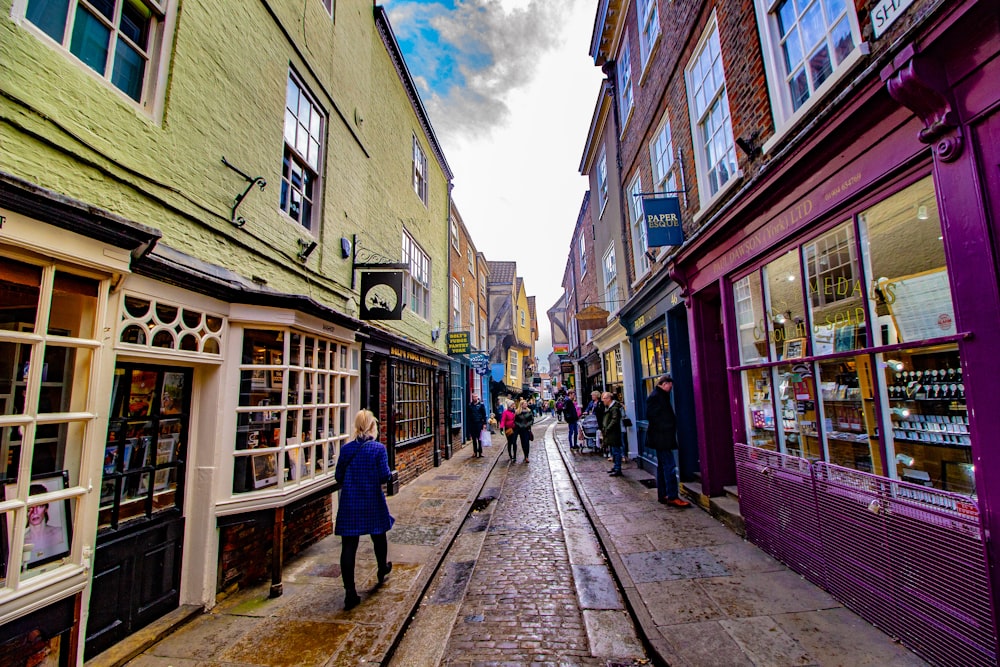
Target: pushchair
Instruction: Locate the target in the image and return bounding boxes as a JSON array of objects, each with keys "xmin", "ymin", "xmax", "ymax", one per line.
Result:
[{"xmin": 580, "ymin": 414, "xmax": 600, "ymax": 453}]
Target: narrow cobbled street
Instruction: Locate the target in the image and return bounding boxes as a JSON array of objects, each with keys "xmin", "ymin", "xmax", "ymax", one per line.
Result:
[{"xmin": 390, "ymin": 417, "xmax": 645, "ymax": 665}]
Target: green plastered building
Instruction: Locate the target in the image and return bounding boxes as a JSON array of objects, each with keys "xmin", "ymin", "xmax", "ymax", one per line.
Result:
[{"xmin": 0, "ymin": 1, "xmax": 455, "ymax": 662}]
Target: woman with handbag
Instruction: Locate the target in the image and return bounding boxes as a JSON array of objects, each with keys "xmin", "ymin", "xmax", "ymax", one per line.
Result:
[
  {"xmin": 500, "ymin": 400, "xmax": 518, "ymax": 462},
  {"xmin": 335, "ymin": 409, "xmax": 394, "ymax": 610},
  {"xmin": 514, "ymin": 398, "xmax": 535, "ymax": 463}
]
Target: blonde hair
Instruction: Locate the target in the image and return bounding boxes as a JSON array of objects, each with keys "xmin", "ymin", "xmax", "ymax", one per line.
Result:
[
  {"xmin": 517, "ymin": 399, "xmax": 529, "ymax": 412},
  {"xmin": 353, "ymin": 409, "xmax": 379, "ymax": 439}
]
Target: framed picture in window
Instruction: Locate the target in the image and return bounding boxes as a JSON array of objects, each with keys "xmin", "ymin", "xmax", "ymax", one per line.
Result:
[
  {"xmin": 251, "ymin": 347, "xmax": 268, "ymax": 390},
  {"xmin": 270, "ymin": 350, "xmax": 284, "ymax": 388},
  {"xmin": 783, "ymin": 338, "xmax": 806, "ymax": 360},
  {"xmin": 6, "ymin": 471, "xmax": 72, "ymax": 570},
  {"xmin": 252, "ymin": 453, "xmax": 278, "ymax": 488},
  {"xmin": 834, "ymin": 323, "xmax": 856, "ymax": 352}
]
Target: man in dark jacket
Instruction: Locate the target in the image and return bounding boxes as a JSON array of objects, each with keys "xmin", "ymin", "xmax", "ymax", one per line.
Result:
[
  {"xmin": 564, "ymin": 394, "xmax": 580, "ymax": 449},
  {"xmin": 601, "ymin": 392, "xmax": 624, "ymax": 476},
  {"xmin": 468, "ymin": 394, "xmax": 488, "ymax": 458},
  {"xmin": 645, "ymin": 375, "xmax": 690, "ymax": 507}
]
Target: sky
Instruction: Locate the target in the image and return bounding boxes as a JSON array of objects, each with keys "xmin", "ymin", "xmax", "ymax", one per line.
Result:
[{"xmin": 383, "ymin": 0, "xmax": 605, "ymax": 373}]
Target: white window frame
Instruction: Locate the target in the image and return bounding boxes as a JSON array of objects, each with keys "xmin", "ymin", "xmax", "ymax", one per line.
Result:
[
  {"xmin": 637, "ymin": 0, "xmax": 661, "ymax": 70},
  {"xmin": 451, "ymin": 219, "xmax": 460, "ymax": 250},
  {"xmin": 281, "ymin": 71, "xmax": 325, "ymax": 232},
  {"xmin": 451, "ymin": 279, "xmax": 461, "ymax": 328},
  {"xmin": 685, "ymin": 13, "xmax": 739, "ymax": 211},
  {"xmin": 412, "ymin": 135, "xmax": 428, "ymax": 205},
  {"xmin": 650, "ymin": 115, "xmax": 677, "ymax": 195},
  {"xmin": 402, "ymin": 230, "xmax": 431, "ymax": 319},
  {"xmin": 479, "ymin": 314, "xmax": 487, "ymax": 350},
  {"xmin": 21, "ymin": 0, "xmax": 174, "ymax": 112},
  {"xmin": 579, "ymin": 234, "xmax": 587, "ymax": 276},
  {"xmin": 603, "ymin": 244, "xmax": 619, "ymax": 315},
  {"xmin": 467, "ymin": 248, "xmax": 474, "ymax": 274},
  {"xmin": 520, "ymin": 309, "xmax": 526, "ymax": 328},
  {"xmin": 508, "ymin": 348, "xmax": 519, "ymax": 382},
  {"xmin": 467, "ymin": 299, "xmax": 476, "ymax": 340},
  {"xmin": 479, "ymin": 274, "xmax": 487, "ymax": 298},
  {"xmin": 596, "ymin": 147, "xmax": 609, "ymax": 214},
  {"xmin": 629, "ymin": 174, "xmax": 651, "ymax": 278},
  {"xmin": 754, "ymin": 0, "xmax": 864, "ymax": 146},
  {"xmin": 321, "ymin": 0, "xmax": 334, "ymax": 16},
  {"xmin": 617, "ymin": 34, "xmax": 634, "ymax": 127}
]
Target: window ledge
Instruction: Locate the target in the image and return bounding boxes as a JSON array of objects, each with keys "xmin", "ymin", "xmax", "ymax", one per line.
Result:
[
  {"xmin": 692, "ymin": 171, "xmax": 744, "ymax": 224},
  {"xmin": 762, "ymin": 47, "xmax": 867, "ymax": 157},
  {"xmin": 217, "ymin": 474, "xmax": 338, "ymax": 516}
]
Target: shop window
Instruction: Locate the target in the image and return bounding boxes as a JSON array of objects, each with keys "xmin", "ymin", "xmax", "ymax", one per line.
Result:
[
  {"xmin": 394, "ymin": 362, "xmax": 431, "ymax": 444},
  {"xmin": 24, "ymin": 0, "xmax": 170, "ymax": 105},
  {"xmin": 860, "ymin": 176, "xmax": 953, "ymax": 347},
  {"xmin": 763, "ymin": 249, "xmax": 808, "ymax": 360},
  {"xmin": 816, "ymin": 357, "xmax": 879, "ymax": 472},
  {"xmin": 118, "ymin": 293, "xmax": 224, "ymax": 356},
  {"xmin": 1, "ymin": 258, "xmax": 105, "ymax": 584},
  {"xmin": 880, "ymin": 344, "xmax": 970, "ymax": 494},
  {"xmin": 450, "ymin": 362, "xmax": 463, "ymax": 428},
  {"xmin": 733, "ymin": 273, "xmax": 767, "ymax": 364},
  {"xmin": 233, "ymin": 329, "xmax": 358, "ymax": 494},
  {"xmin": 743, "ymin": 368, "xmax": 776, "ymax": 450},
  {"xmin": 775, "ymin": 363, "xmax": 821, "ymax": 459},
  {"xmin": 99, "ymin": 365, "xmax": 190, "ymax": 530},
  {"xmin": 603, "ymin": 348, "xmax": 623, "ymax": 385},
  {"xmin": 804, "ymin": 221, "xmax": 867, "ymax": 354},
  {"xmin": 638, "ymin": 327, "xmax": 669, "ymax": 397}
]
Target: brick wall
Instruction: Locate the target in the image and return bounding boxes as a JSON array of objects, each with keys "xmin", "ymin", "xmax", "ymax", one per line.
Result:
[{"xmin": 217, "ymin": 490, "xmax": 333, "ymax": 593}]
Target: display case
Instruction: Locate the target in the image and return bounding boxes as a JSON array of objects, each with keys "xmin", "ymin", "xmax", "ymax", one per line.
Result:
[
  {"xmin": 742, "ymin": 367, "xmax": 776, "ymax": 450},
  {"xmin": 817, "ymin": 357, "xmax": 880, "ymax": 473},
  {"xmin": 882, "ymin": 344, "xmax": 972, "ymax": 494}
]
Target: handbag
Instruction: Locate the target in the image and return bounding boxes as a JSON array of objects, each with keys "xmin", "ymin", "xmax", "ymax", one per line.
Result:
[
  {"xmin": 504, "ymin": 426, "xmax": 514, "ymax": 437},
  {"xmin": 528, "ymin": 431, "xmax": 534, "ymax": 441}
]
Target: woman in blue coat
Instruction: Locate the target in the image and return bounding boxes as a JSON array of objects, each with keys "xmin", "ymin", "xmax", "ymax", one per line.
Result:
[{"xmin": 335, "ymin": 409, "xmax": 394, "ymax": 609}]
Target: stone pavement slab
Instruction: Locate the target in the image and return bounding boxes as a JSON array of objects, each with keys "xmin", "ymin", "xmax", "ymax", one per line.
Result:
[
  {"xmin": 549, "ymin": 423, "xmax": 930, "ymax": 667},
  {"xmin": 106, "ymin": 434, "xmax": 508, "ymax": 667}
]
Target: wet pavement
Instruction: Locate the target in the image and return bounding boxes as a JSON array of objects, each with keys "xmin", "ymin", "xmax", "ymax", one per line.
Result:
[{"xmin": 104, "ymin": 417, "xmax": 929, "ymax": 667}]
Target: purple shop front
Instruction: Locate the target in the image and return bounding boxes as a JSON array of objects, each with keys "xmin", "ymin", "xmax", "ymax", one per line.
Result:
[{"xmin": 673, "ymin": 3, "xmax": 1000, "ymax": 664}]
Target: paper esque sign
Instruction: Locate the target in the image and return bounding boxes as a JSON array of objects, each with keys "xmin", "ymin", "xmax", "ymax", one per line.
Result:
[{"xmin": 642, "ymin": 196, "xmax": 683, "ymax": 246}]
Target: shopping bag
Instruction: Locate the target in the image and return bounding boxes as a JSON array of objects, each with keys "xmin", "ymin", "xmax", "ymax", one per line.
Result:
[{"xmin": 481, "ymin": 426, "xmax": 492, "ymax": 448}]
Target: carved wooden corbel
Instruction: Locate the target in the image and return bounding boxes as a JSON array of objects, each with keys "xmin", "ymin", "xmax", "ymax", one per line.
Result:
[{"xmin": 882, "ymin": 44, "xmax": 963, "ymax": 162}]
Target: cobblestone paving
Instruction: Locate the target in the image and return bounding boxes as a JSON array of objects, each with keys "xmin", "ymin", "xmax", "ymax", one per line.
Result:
[{"xmin": 441, "ymin": 428, "xmax": 603, "ymax": 666}]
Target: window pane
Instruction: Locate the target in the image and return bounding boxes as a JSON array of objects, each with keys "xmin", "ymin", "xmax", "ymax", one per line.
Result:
[
  {"xmin": 764, "ymin": 250, "xmax": 808, "ymax": 361},
  {"xmin": 789, "ymin": 67, "xmax": 809, "ymax": 110},
  {"xmin": 0, "ymin": 259, "xmax": 43, "ymax": 331},
  {"xmin": 26, "ymin": 0, "xmax": 70, "ymax": 42},
  {"xmin": 776, "ymin": 363, "xmax": 820, "ymax": 458},
  {"xmin": 90, "ymin": 0, "xmax": 115, "ymax": 20},
  {"xmin": 830, "ymin": 16, "xmax": 854, "ymax": 64},
  {"xmin": 781, "ymin": 27, "xmax": 804, "ymax": 75},
  {"xmin": 70, "ymin": 6, "xmax": 111, "ymax": 75},
  {"xmin": 817, "ymin": 356, "xmax": 878, "ymax": 472},
  {"xmin": 882, "ymin": 344, "xmax": 971, "ymax": 494},
  {"xmin": 119, "ymin": 0, "xmax": 150, "ymax": 49},
  {"xmin": 111, "ymin": 38, "xmax": 144, "ymax": 100},
  {"xmin": 799, "ymin": 1, "xmax": 825, "ymax": 50},
  {"xmin": 805, "ymin": 222, "xmax": 866, "ymax": 354},
  {"xmin": 744, "ymin": 368, "xmax": 777, "ymax": 450},
  {"xmin": 860, "ymin": 176, "xmax": 953, "ymax": 346},
  {"xmin": 734, "ymin": 274, "xmax": 768, "ymax": 364},
  {"xmin": 808, "ymin": 44, "xmax": 833, "ymax": 89}
]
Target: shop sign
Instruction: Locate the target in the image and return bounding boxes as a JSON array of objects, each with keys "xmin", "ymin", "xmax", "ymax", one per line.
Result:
[
  {"xmin": 642, "ymin": 196, "xmax": 684, "ymax": 246},
  {"xmin": 390, "ymin": 346, "xmax": 434, "ymax": 366},
  {"xmin": 871, "ymin": 0, "xmax": 915, "ymax": 38},
  {"xmin": 470, "ymin": 352, "xmax": 490, "ymax": 375},
  {"xmin": 575, "ymin": 305, "xmax": 609, "ymax": 330},
  {"xmin": 446, "ymin": 331, "xmax": 471, "ymax": 355},
  {"xmin": 553, "ymin": 344, "xmax": 569, "ymax": 355},
  {"xmin": 360, "ymin": 271, "xmax": 404, "ymax": 320}
]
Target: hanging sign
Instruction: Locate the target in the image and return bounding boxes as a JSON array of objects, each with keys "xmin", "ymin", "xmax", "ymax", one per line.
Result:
[
  {"xmin": 446, "ymin": 331, "xmax": 471, "ymax": 355},
  {"xmin": 553, "ymin": 344, "xmax": 569, "ymax": 355},
  {"xmin": 469, "ymin": 352, "xmax": 490, "ymax": 370},
  {"xmin": 490, "ymin": 363, "xmax": 506, "ymax": 382},
  {"xmin": 642, "ymin": 196, "xmax": 684, "ymax": 246},
  {"xmin": 360, "ymin": 271, "xmax": 404, "ymax": 320}
]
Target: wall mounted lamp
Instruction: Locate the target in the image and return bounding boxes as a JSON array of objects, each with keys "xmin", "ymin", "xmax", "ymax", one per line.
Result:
[
  {"xmin": 735, "ymin": 131, "xmax": 762, "ymax": 159},
  {"xmin": 297, "ymin": 238, "xmax": 318, "ymax": 262},
  {"xmin": 340, "ymin": 237, "xmax": 352, "ymax": 259}
]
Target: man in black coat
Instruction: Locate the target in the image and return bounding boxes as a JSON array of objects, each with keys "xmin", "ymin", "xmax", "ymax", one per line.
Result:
[
  {"xmin": 468, "ymin": 394, "xmax": 488, "ymax": 458},
  {"xmin": 645, "ymin": 375, "xmax": 690, "ymax": 507}
]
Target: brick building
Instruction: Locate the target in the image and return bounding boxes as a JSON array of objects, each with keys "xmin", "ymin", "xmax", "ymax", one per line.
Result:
[{"xmin": 578, "ymin": 0, "xmax": 1000, "ymax": 662}]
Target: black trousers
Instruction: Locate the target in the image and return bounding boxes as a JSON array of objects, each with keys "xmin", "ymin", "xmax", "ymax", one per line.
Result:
[
  {"xmin": 340, "ymin": 532, "xmax": 388, "ymax": 595},
  {"xmin": 518, "ymin": 428, "xmax": 531, "ymax": 459}
]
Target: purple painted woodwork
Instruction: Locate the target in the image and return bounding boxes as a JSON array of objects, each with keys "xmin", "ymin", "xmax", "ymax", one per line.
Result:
[{"xmin": 736, "ymin": 444, "xmax": 997, "ymax": 666}]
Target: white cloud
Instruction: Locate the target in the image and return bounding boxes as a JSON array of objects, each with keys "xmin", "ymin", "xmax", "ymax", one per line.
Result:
[{"xmin": 387, "ymin": 0, "xmax": 604, "ymax": 371}]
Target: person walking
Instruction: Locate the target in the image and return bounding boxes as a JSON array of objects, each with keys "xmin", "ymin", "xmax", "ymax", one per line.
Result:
[
  {"xmin": 601, "ymin": 392, "xmax": 624, "ymax": 476},
  {"xmin": 335, "ymin": 409, "xmax": 395, "ymax": 610},
  {"xmin": 564, "ymin": 393, "xmax": 580, "ymax": 450},
  {"xmin": 468, "ymin": 393, "xmax": 488, "ymax": 458},
  {"xmin": 646, "ymin": 375, "xmax": 691, "ymax": 508},
  {"xmin": 500, "ymin": 400, "xmax": 518, "ymax": 462},
  {"xmin": 514, "ymin": 398, "xmax": 535, "ymax": 462}
]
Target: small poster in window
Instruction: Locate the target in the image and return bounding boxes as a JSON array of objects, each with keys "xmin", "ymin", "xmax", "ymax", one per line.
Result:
[
  {"xmin": 252, "ymin": 453, "xmax": 278, "ymax": 488},
  {"xmin": 103, "ymin": 445, "xmax": 120, "ymax": 475},
  {"xmin": 160, "ymin": 372, "xmax": 185, "ymax": 415},
  {"xmin": 128, "ymin": 370, "xmax": 159, "ymax": 417}
]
